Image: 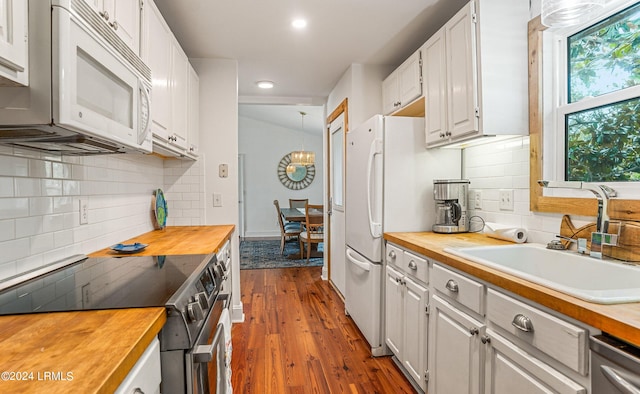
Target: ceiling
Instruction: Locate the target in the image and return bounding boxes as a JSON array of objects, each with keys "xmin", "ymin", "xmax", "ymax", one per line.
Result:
[{"xmin": 154, "ymin": 0, "xmax": 468, "ymax": 131}]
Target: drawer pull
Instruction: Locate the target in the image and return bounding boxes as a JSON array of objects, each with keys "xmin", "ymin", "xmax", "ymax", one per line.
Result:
[
  {"xmin": 408, "ymin": 260, "xmax": 418, "ymax": 270},
  {"xmin": 481, "ymin": 335, "xmax": 491, "ymax": 344},
  {"xmin": 445, "ymin": 279, "xmax": 459, "ymax": 293},
  {"xmin": 512, "ymin": 314, "xmax": 534, "ymax": 333},
  {"xmin": 469, "ymin": 327, "xmax": 479, "ymax": 336},
  {"xmin": 389, "ymin": 250, "xmax": 396, "ymax": 259}
]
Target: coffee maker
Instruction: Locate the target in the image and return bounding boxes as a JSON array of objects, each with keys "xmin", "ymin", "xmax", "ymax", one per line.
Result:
[{"xmin": 432, "ymin": 179, "xmax": 470, "ymax": 233}]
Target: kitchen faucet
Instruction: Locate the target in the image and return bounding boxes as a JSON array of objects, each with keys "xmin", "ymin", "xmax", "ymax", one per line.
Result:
[{"xmin": 537, "ymin": 180, "xmax": 619, "ymax": 258}]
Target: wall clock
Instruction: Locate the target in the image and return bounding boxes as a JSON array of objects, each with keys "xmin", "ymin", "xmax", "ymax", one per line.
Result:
[{"xmin": 277, "ymin": 154, "xmax": 315, "ymax": 190}]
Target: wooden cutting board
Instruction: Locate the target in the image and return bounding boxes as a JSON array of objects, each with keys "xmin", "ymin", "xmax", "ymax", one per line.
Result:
[{"xmin": 559, "ymin": 215, "xmax": 640, "ymax": 262}]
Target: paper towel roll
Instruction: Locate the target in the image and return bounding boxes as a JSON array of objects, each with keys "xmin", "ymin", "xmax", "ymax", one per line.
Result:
[{"xmin": 483, "ymin": 222, "xmax": 528, "ymax": 243}]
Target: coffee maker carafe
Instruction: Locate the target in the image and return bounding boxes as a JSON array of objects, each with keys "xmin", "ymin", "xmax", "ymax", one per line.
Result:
[{"xmin": 432, "ymin": 179, "xmax": 470, "ymax": 233}]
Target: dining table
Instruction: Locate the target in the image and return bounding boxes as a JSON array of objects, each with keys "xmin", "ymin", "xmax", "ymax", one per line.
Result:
[
  {"xmin": 280, "ymin": 207, "xmax": 323, "ymax": 222},
  {"xmin": 280, "ymin": 207, "xmax": 324, "ymax": 259}
]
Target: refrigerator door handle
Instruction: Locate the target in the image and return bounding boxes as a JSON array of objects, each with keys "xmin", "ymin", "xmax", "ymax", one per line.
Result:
[
  {"xmin": 346, "ymin": 249, "xmax": 371, "ymax": 272},
  {"xmin": 367, "ymin": 138, "xmax": 383, "ymax": 238}
]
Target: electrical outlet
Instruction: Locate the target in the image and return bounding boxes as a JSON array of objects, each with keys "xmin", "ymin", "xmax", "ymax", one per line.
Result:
[
  {"xmin": 499, "ymin": 189, "xmax": 514, "ymax": 211},
  {"xmin": 213, "ymin": 193, "xmax": 223, "ymax": 207},
  {"xmin": 474, "ymin": 190, "xmax": 482, "ymax": 209},
  {"xmin": 219, "ymin": 164, "xmax": 228, "ymax": 178},
  {"xmin": 79, "ymin": 198, "xmax": 88, "ymax": 224}
]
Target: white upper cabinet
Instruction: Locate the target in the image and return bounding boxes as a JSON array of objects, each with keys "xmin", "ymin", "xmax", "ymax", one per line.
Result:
[
  {"xmin": 141, "ymin": 0, "xmax": 199, "ymax": 158},
  {"xmin": 0, "ymin": 0, "xmax": 28, "ymax": 86},
  {"xmin": 424, "ymin": 0, "xmax": 529, "ymax": 147},
  {"xmin": 141, "ymin": 0, "xmax": 171, "ymax": 141},
  {"xmin": 84, "ymin": 0, "xmax": 141, "ymax": 55},
  {"xmin": 382, "ymin": 49, "xmax": 422, "ymax": 115},
  {"xmin": 187, "ymin": 63, "xmax": 199, "ymax": 157},
  {"xmin": 170, "ymin": 39, "xmax": 189, "ymax": 151}
]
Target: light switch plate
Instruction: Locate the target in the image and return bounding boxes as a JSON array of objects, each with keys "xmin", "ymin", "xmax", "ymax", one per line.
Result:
[
  {"xmin": 499, "ymin": 189, "xmax": 514, "ymax": 211},
  {"xmin": 213, "ymin": 193, "xmax": 223, "ymax": 207}
]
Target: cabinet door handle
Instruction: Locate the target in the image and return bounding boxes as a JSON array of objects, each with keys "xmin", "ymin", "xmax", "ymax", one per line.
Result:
[
  {"xmin": 481, "ymin": 335, "xmax": 491, "ymax": 344},
  {"xmin": 439, "ymin": 133, "xmax": 445, "ymax": 138},
  {"xmin": 512, "ymin": 314, "xmax": 534, "ymax": 333},
  {"xmin": 133, "ymin": 389, "xmax": 145, "ymax": 394},
  {"xmin": 469, "ymin": 327, "xmax": 479, "ymax": 335},
  {"xmin": 408, "ymin": 260, "xmax": 417, "ymax": 270},
  {"xmin": 99, "ymin": 10, "xmax": 110, "ymax": 20},
  {"xmin": 109, "ymin": 20, "xmax": 119, "ymax": 30},
  {"xmin": 445, "ymin": 279, "xmax": 459, "ymax": 293},
  {"xmin": 445, "ymin": 131, "xmax": 452, "ymax": 137}
]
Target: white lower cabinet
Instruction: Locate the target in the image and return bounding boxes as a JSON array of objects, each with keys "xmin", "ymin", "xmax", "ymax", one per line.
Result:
[
  {"xmin": 384, "ymin": 243, "xmax": 429, "ymax": 391},
  {"xmin": 428, "ymin": 294, "xmax": 484, "ymax": 394},
  {"xmin": 484, "ymin": 330, "xmax": 586, "ymax": 394},
  {"xmin": 115, "ymin": 337, "xmax": 161, "ymax": 394}
]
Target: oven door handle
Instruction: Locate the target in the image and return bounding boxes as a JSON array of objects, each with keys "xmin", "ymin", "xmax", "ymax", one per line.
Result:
[{"xmin": 193, "ymin": 323, "xmax": 224, "ymax": 363}]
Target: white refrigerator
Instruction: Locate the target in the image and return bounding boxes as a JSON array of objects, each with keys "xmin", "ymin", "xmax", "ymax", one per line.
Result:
[{"xmin": 345, "ymin": 115, "xmax": 461, "ymax": 356}]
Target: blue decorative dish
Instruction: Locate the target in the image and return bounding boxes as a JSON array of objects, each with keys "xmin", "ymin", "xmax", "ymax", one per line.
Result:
[
  {"xmin": 154, "ymin": 188, "xmax": 167, "ymax": 229},
  {"xmin": 110, "ymin": 243, "xmax": 148, "ymax": 253}
]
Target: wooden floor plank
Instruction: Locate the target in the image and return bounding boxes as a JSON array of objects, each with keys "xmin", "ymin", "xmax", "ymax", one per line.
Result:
[{"xmin": 231, "ymin": 267, "xmax": 416, "ymax": 393}]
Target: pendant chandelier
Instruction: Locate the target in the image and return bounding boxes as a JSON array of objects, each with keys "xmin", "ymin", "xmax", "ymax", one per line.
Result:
[
  {"xmin": 290, "ymin": 111, "xmax": 315, "ymax": 166},
  {"xmin": 541, "ymin": 0, "xmax": 605, "ymax": 28}
]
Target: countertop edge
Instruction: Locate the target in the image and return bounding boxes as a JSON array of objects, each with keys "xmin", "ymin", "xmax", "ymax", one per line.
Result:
[
  {"xmin": 100, "ymin": 308, "xmax": 167, "ymax": 394},
  {"xmin": 384, "ymin": 232, "xmax": 640, "ymax": 348}
]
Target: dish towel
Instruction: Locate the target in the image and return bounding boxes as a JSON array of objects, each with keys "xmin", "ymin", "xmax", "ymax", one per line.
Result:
[{"xmin": 220, "ymin": 308, "xmax": 233, "ymax": 394}]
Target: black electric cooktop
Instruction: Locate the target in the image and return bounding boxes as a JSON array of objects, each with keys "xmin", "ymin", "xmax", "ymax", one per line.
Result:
[{"xmin": 0, "ymin": 254, "xmax": 210, "ymax": 315}]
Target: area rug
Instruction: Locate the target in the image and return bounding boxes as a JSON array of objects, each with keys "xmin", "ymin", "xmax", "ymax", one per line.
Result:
[{"xmin": 239, "ymin": 239, "xmax": 323, "ymax": 269}]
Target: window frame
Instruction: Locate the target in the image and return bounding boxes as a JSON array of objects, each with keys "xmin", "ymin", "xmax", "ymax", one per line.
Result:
[
  {"xmin": 529, "ymin": 13, "xmax": 640, "ymax": 221},
  {"xmin": 552, "ymin": 1, "xmax": 640, "ymax": 184}
]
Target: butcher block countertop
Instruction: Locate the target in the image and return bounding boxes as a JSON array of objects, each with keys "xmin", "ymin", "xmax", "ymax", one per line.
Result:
[
  {"xmin": 385, "ymin": 231, "xmax": 640, "ymax": 349},
  {"xmin": 0, "ymin": 308, "xmax": 166, "ymax": 394},
  {"xmin": 0, "ymin": 225, "xmax": 235, "ymax": 393},
  {"xmin": 89, "ymin": 224, "xmax": 235, "ymax": 257}
]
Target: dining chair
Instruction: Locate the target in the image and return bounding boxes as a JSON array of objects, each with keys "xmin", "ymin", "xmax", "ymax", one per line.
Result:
[
  {"xmin": 289, "ymin": 198, "xmax": 308, "ymax": 209},
  {"xmin": 274, "ymin": 200, "xmax": 303, "ymax": 254},
  {"xmin": 299, "ymin": 204, "xmax": 324, "ymax": 261}
]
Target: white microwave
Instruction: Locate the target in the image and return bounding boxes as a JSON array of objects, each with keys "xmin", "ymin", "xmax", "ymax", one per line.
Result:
[{"xmin": 0, "ymin": 0, "xmax": 152, "ymax": 155}]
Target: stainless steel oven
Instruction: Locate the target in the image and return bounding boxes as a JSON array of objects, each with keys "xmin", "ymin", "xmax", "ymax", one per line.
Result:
[{"xmin": 0, "ymin": 252, "xmax": 231, "ymax": 393}]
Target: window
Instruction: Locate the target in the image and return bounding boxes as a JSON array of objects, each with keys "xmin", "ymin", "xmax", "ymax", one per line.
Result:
[{"xmin": 557, "ymin": 1, "xmax": 640, "ymax": 182}]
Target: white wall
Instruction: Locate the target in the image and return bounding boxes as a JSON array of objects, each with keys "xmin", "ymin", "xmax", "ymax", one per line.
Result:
[
  {"xmin": 238, "ymin": 115, "xmax": 324, "ymax": 238},
  {"xmin": 327, "ymin": 63, "xmax": 393, "ymax": 130},
  {"xmin": 0, "ymin": 147, "xmax": 164, "ymax": 280},
  {"xmin": 191, "ymin": 58, "xmax": 243, "ymax": 322}
]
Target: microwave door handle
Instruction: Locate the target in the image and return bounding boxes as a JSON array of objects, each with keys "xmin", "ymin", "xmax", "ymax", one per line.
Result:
[
  {"xmin": 138, "ymin": 81, "xmax": 152, "ymax": 145},
  {"xmin": 366, "ymin": 138, "xmax": 382, "ymax": 238}
]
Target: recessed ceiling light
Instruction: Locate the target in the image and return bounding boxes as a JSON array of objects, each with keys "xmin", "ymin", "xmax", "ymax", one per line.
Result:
[
  {"xmin": 256, "ymin": 80, "xmax": 274, "ymax": 89},
  {"xmin": 292, "ymin": 18, "xmax": 307, "ymax": 29}
]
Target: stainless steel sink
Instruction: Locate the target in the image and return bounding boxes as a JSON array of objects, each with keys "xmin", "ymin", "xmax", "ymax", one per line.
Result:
[{"xmin": 444, "ymin": 244, "xmax": 640, "ymax": 304}]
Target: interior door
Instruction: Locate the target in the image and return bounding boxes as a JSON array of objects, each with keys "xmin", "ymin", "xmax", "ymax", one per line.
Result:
[{"xmin": 328, "ymin": 113, "xmax": 346, "ymax": 296}]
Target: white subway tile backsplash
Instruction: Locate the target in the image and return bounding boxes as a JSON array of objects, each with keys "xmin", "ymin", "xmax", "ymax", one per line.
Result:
[
  {"xmin": 0, "ymin": 156, "xmax": 28, "ymax": 177},
  {"xmin": 0, "ymin": 177, "xmax": 14, "ymax": 197},
  {"xmin": 0, "ymin": 198, "xmax": 29, "ymax": 219},
  {"xmin": 0, "ymin": 150, "xmax": 202, "ymax": 281},
  {"xmin": 41, "ymin": 179, "xmax": 63, "ymax": 196},
  {"xmin": 16, "ymin": 216, "xmax": 43, "ymax": 238},
  {"xmin": 29, "ymin": 159, "xmax": 52, "ymax": 178},
  {"xmin": 0, "ymin": 219, "xmax": 14, "ymax": 241},
  {"xmin": 15, "ymin": 178, "xmax": 41, "ymax": 197},
  {"xmin": 52, "ymin": 162, "xmax": 72, "ymax": 179},
  {"xmin": 0, "ymin": 238, "xmax": 30, "ymax": 265}
]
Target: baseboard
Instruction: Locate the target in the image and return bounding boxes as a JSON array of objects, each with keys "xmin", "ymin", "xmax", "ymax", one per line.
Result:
[
  {"xmin": 231, "ymin": 303, "xmax": 245, "ymax": 323},
  {"xmin": 242, "ymin": 235, "xmax": 280, "ymax": 241}
]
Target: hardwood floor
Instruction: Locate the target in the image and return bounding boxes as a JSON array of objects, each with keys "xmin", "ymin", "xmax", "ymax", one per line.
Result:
[{"xmin": 231, "ymin": 267, "xmax": 416, "ymax": 393}]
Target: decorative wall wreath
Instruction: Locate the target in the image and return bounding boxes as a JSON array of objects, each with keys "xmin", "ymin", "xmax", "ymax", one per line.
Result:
[{"xmin": 277, "ymin": 153, "xmax": 315, "ymax": 190}]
